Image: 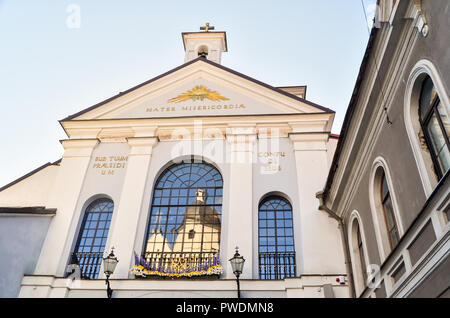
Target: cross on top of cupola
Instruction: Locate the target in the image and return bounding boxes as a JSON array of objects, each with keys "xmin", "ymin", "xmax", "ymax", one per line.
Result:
[
  {"xmin": 200, "ymin": 23, "xmax": 215, "ymax": 32},
  {"xmin": 182, "ymin": 24, "xmax": 227, "ymax": 64}
]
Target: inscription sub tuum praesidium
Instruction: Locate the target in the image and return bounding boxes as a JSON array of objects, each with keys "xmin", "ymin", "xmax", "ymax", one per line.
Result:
[
  {"xmin": 92, "ymin": 156, "xmax": 128, "ymax": 176},
  {"xmin": 258, "ymin": 152, "xmax": 286, "ymax": 173}
]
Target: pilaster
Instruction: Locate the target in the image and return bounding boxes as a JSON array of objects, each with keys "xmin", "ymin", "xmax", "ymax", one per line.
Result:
[
  {"xmin": 34, "ymin": 139, "xmax": 99, "ymax": 276},
  {"xmin": 225, "ymin": 129, "xmax": 256, "ymax": 279},
  {"xmin": 289, "ymin": 133, "xmax": 346, "ymax": 274},
  {"xmin": 106, "ymin": 137, "xmax": 158, "ymax": 279}
]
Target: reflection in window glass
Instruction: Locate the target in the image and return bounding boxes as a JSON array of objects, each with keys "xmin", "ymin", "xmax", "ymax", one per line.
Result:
[
  {"xmin": 144, "ymin": 161, "xmax": 223, "ymax": 271},
  {"xmin": 419, "ymin": 76, "xmax": 450, "ymax": 178}
]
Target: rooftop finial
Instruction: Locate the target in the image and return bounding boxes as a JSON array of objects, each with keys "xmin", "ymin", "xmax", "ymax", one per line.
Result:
[{"xmin": 200, "ymin": 23, "xmax": 215, "ymax": 32}]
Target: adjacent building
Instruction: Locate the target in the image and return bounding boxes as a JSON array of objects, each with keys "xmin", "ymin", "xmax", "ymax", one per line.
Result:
[
  {"xmin": 0, "ymin": 0, "xmax": 448, "ymax": 298},
  {"xmin": 318, "ymin": 0, "xmax": 450, "ymax": 298}
]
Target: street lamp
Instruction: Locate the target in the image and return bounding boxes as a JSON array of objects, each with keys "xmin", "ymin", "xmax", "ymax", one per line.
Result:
[
  {"xmin": 229, "ymin": 247, "xmax": 245, "ymax": 298},
  {"xmin": 103, "ymin": 247, "xmax": 119, "ymax": 298}
]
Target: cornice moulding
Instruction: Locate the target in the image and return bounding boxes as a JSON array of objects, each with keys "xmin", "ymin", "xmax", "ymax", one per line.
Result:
[
  {"xmin": 59, "ymin": 138, "xmax": 99, "ymax": 149},
  {"xmin": 61, "ymin": 113, "xmax": 334, "ymax": 140}
]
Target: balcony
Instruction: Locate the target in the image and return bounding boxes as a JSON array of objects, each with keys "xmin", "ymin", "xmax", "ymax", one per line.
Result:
[
  {"xmin": 69, "ymin": 252, "xmax": 103, "ymax": 279},
  {"xmin": 259, "ymin": 252, "xmax": 296, "ymax": 280},
  {"xmin": 133, "ymin": 251, "xmax": 221, "ymax": 279}
]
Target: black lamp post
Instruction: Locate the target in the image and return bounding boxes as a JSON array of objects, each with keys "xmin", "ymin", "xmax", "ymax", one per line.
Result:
[
  {"xmin": 102, "ymin": 247, "xmax": 119, "ymax": 298},
  {"xmin": 229, "ymin": 247, "xmax": 245, "ymax": 298}
]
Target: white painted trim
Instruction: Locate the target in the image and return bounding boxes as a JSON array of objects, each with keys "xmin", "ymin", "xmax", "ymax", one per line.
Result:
[
  {"xmin": 375, "ymin": 0, "xmax": 399, "ymax": 26},
  {"xmin": 404, "ymin": 59, "xmax": 450, "ymax": 197},
  {"xmin": 368, "ymin": 157, "xmax": 404, "ymax": 262},
  {"xmin": 390, "ymin": 219, "xmax": 450, "ymax": 298},
  {"xmin": 347, "ymin": 210, "xmax": 371, "ymax": 296},
  {"xmin": 70, "ymin": 62, "xmax": 328, "ymax": 121},
  {"xmin": 361, "ymin": 180, "xmax": 450, "ymax": 298}
]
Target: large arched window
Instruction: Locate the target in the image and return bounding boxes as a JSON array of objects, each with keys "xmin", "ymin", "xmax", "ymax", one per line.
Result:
[
  {"xmin": 258, "ymin": 195, "xmax": 296, "ymax": 280},
  {"xmin": 198, "ymin": 45, "xmax": 209, "ymax": 58},
  {"xmin": 370, "ymin": 158, "xmax": 403, "ymax": 260},
  {"xmin": 419, "ymin": 75, "xmax": 450, "ymax": 179},
  {"xmin": 71, "ymin": 198, "xmax": 114, "ymax": 279},
  {"xmin": 144, "ymin": 160, "xmax": 223, "ymax": 272}
]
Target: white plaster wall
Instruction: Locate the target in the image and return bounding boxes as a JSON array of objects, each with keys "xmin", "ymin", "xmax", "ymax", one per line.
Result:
[
  {"xmin": 185, "ymin": 38, "xmax": 224, "ymax": 64},
  {"xmin": 19, "ymin": 275, "xmax": 349, "ymax": 298},
  {"xmin": 0, "ymin": 165, "xmax": 59, "ymax": 207},
  {"xmin": 44, "ymin": 134, "xmax": 345, "ymax": 280},
  {"xmin": 252, "ymin": 137, "xmax": 303, "ymax": 276},
  {"xmin": 133, "ymin": 138, "xmax": 231, "ymax": 278},
  {"xmin": 54, "ymin": 142, "xmax": 130, "ymax": 276},
  {"xmin": 326, "ymin": 137, "xmax": 338, "ymax": 170},
  {"xmin": 290, "ymin": 135, "xmax": 346, "ymax": 275}
]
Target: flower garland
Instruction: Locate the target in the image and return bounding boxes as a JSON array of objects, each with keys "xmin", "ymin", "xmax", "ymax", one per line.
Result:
[
  {"xmin": 131, "ymin": 264, "xmax": 223, "ymax": 278},
  {"xmin": 131, "ymin": 252, "xmax": 223, "ymax": 278}
]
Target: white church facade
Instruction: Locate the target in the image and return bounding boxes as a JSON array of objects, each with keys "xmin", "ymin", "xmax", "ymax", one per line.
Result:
[{"xmin": 0, "ymin": 26, "xmax": 348, "ymax": 298}]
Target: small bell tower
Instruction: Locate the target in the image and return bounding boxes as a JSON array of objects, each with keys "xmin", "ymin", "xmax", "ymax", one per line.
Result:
[{"xmin": 182, "ymin": 23, "xmax": 228, "ymax": 64}]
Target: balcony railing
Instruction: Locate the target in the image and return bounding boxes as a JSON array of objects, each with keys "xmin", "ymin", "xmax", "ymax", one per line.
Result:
[
  {"xmin": 69, "ymin": 252, "xmax": 103, "ymax": 280},
  {"xmin": 259, "ymin": 252, "xmax": 296, "ymax": 280},
  {"xmin": 141, "ymin": 251, "xmax": 219, "ymax": 274}
]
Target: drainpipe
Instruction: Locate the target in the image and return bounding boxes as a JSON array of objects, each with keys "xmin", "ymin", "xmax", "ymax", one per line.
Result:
[{"xmin": 316, "ymin": 191, "xmax": 356, "ymax": 298}]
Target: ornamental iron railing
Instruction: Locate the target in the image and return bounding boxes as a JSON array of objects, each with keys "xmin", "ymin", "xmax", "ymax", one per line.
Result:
[
  {"xmin": 139, "ymin": 251, "xmax": 220, "ymax": 274},
  {"xmin": 258, "ymin": 252, "xmax": 296, "ymax": 280},
  {"xmin": 69, "ymin": 252, "xmax": 103, "ymax": 279}
]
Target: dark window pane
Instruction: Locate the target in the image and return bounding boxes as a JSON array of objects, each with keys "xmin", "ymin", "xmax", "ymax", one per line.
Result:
[
  {"xmin": 380, "ymin": 170, "xmax": 400, "ymax": 250},
  {"xmin": 420, "ymin": 77, "xmax": 449, "ymax": 178},
  {"xmin": 381, "ymin": 176, "xmax": 389, "ymax": 200},
  {"xmin": 420, "ymin": 76, "xmax": 436, "ymax": 120}
]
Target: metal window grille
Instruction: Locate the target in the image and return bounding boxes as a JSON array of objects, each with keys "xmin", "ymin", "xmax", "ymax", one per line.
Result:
[
  {"xmin": 144, "ymin": 160, "xmax": 223, "ymax": 270},
  {"xmin": 258, "ymin": 196, "xmax": 296, "ymax": 279},
  {"xmin": 70, "ymin": 198, "xmax": 114, "ymax": 279}
]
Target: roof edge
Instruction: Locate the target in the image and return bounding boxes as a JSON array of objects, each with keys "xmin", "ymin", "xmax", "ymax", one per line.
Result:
[
  {"xmin": 0, "ymin": 206, "xmax": 57, "ymax": 215},
  {"xmin": 61, "ymin": 57, "xmax": 334, "ymax": 122},
  {"xmin": 322, "ymin": 26, "xmax": 379, "ymax": 203},
  {"xmin": 0, "ymin": 159, "xmax": 61, "ymax": 193}
]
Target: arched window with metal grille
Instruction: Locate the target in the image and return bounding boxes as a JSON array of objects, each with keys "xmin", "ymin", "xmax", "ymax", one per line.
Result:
[
  {"xmin": 258, "ymin": 195, "xmax": 296, "ymax": 280},
  {"xmin": 71, "ymin": 198, "xmax": 114, "ymax": 279},
  {"xmin": 143, "ymin": 160, "xmax": 223, "ymax": 274},
  {"xmin": 419, "ymin": 75, "xmax": 450, "ymax": 179}
]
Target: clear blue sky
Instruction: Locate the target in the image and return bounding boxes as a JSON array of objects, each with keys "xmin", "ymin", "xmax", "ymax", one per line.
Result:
[{"xmin": 0, "ymin": 0, "xmax": 376, "ymax": 187}]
